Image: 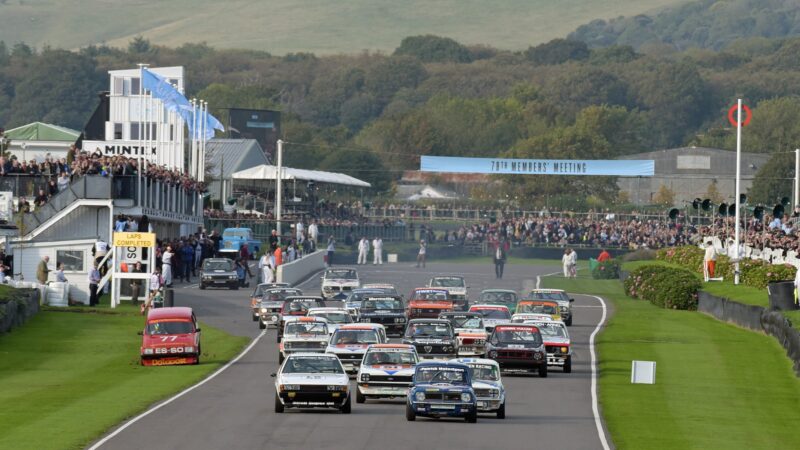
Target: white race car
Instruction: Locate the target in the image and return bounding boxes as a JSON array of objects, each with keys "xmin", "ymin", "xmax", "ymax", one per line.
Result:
[
  {"xmin": 273, "ymin": 353, "xmax": 351, "ymax": 413},
  {"xmin": 326, "ymin": 324, "xmax": 387, "ymax": 374},
  {"xmin": 356, "ymin": 344, "xmax": 419, "ymax": 403},
  {"xmin": 451, "ymin": 357, "xmax": 506, "ymax": 418},
  {"xmin": 307, "ymin": 307, "xmax": 354, "ymax": 334},
  {"xmin": 428, "ymin": 276, "xmax": 469, "ymax": 310},
  {"xmin": 278, "ymin": 317, "xmax": 330, "ymax": 364},
  {"xmin": 438, "ymin": 311, "xmax": 487, "ymax": 357},
  {"xmin": 524, "ymin": 320, "xmax": 572, "ymax": 373},
  {"xmin": 468, "ymin": 304, "xmax": 512, "ymax": 333},
  {"xmin": 321, "ymin": 268, "xmax": 360, "ymax": 300},
  {"xmin": 511, "ymin": 313, "xmax": 553, "ymax": 323}
]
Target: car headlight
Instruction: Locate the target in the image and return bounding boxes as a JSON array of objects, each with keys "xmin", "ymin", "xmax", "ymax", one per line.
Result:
[
  {"xmin": 489, "ymin": 350, "xmax": 497, "ymax": 358},
  {"xmin": 143, "ymin": 348, "xmax": 154, "ymax": 355},
  {"xmin": 561, "ymin": 346, "xmax": 568, "ymax": 353},
  {"xmin": 203, "ymin": 276, "xmax": 212, "ymax": 280},
  {"xmin": 361, "ymin": 317, "xmax": 371, "ymax": 323},
  {"xmin": 319, "ymin": 341, "xmax": 327, "ymax": 347},
  {"xmin": 361, "ymin": 373, "xmax": 370, "ymax": 382},
  {"xmin": 444, "ymin": 346, "xmax": 454, "ymax": 353},
  {"xmin": 260, "ymin": 308, "xmax": 267, "ymax": 313},
  {"xmin": 490, "ymin": 389, "xmax": 500, "ymax": 399},
  {"xmin": 281, "ymin": 384, "xmax": 300, "ymax": 391},
  {"xmin": 414, "ymin": 391, "xmax": 425, "ymax": 402},
  {"xmin": 229, "ymin": 275, "xmax": 238, "ymax": 279},
  {"xmin": 271, "ymin": 315, "xmax": 279, "ymax": 322},
  {"xmin": 323, "ymin": 286, "xmax": 333, "ymax": 292},
  {"xmin": 394, "ymin": 317, "xmax": 405, "ymax": 323},
  {"xmin": 534, "ymin": 352, "xmax": 543, "ymax": 360},
  {"xmin": 183, "ymin": 346, "xmax": 195, "ymax": 353},
  {"xmin": 283, "ymin": 342, "xmax": 292, "ymax": 349},
  {"xmin": 461, "ymin": 392, "xmax": 471, "ymax": 402}
]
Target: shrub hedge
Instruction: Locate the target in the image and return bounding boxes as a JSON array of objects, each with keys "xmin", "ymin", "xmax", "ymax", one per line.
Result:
[
  {"xmin": 655, "ymin": 246, "xmax": 796, "ymax": 289},
  {"xmin": 624, "ymin": 264, "xmax": 700, "ymax": 310},
  {"xmin": 592, "ymin": 258, "xmax": 621, "ymax": 279}
]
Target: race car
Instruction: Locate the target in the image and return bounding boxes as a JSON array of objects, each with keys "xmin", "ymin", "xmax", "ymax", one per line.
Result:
[
  {"xmin": 249, "ymin": 282, "xmax": 293, "ymax": 321},
  {"xmin": 140, "ymin": 307, "xmax": 201, "ymax": 366},
  {"xmin": 403, "ymin": 319, "xmax": 457, "ymax": 360},
  {"xmin": 524, "ymin": 320, "xmax": 572, "ymax": 373},
  {"xmin": 273, "ymin": 352, "xmax": 351, "ymax": 414},
  {"xmin": 526, "ymin": 289, "xmax": 574, "ymax": 326},
  {"xmin": 278, "ymin": 317, "xmax": 330, "ymax": 363},
  {"xmin": 256, "ymin": 288, "xmax": 304, "ymax": 329},
  {"xmin": 198, "ymin": 258, "xmax": 238, "ymax": 290},
  {"xmin": 451, "ymin": 357, "xmax": 506, "ymax": 418},
  {"xmin": 326, "ymin": 323, "xmax": 387, "ymax": 373},
  {"xmin": 407, "ymin": 288, "xmax": 453, "ymax": 320},
  {"xmin": 277, "ymin": 296, "xmax": 326, "ymax": 342},
  {"xmin": 428, "ymin": 276, "xmax": 469, "ymax": 310},
  {"xmin": 485, "ymin": 324, "xmax": 548, "ymax": 377},
  {"xmin": 358, "ymin": 295, "xmax": 407, "ymax": 335},
  {"xmin": 307, "ymin": 307, "xmax": 353, "ymax": 334},
  {"xmin": 438, "ymin": 311, "xmax": 487, "ymax": 357},
  {"xmin": 476, "ymin": 289, "xmax": 519, "ymax": 312},
  {"xmin": 511, "ymin": 313, "xmax": 554, "ymax": 323},
  {"xmin": 406, "ymin": 361, "xmax": 478, "ymax": 423},
  {"xmin": 361, "ymin": 283, "xmax": 400, "ymax": 297},
  {"xmin": 468, "ymin": 304, "xmax": 512, "ymax": 333},
  {"xmin": 344, "ymin": 288, "xmax": 390, "ymax": 319},
  {"xmin": 515, "ymin": 300, "xmax": 561, "ymax": 321},
  {"xmin": 320, "ymin": 268, "xmax": 360, "ymax": 300},
  {"xmin": 356, "ymin": 344, "xmax": 419, "ymax": 403}
]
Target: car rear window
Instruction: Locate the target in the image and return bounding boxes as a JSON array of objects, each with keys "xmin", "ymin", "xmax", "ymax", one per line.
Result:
[{"xmin": 147, "ymin": 320, "xmax": 193, "ymax": 335}]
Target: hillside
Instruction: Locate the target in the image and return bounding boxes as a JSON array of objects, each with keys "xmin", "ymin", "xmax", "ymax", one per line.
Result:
[{"xmin": 0, "ymin": 0, "xmax": 689, "ymax": 54}]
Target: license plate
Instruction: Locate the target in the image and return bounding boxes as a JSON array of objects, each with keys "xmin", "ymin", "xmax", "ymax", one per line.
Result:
[
  {"xmin": 459, "ymin": 347, "xmax": 476, "ymax": 352},
  {"xmin": 432, "ymin": 404, "xmax": 456, "ymax": 409},
  {"xmin": 150, "ymin": 357, "xmax": 191, "ymax": 366}
]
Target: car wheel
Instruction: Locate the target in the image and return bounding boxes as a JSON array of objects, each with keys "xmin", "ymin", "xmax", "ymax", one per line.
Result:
[
  {"xmin": 564, "ymin": 357, "xmax": 572, "ymax": 373},
  {"xmin": 565, "ymin": 316, "xmax": 572, "ymax": 326},
  {"xmin": 497, "ymin": 401, "xmax": 506, "ymax": 419},
  {"xmin": 538, "ymin": 363, "xmax": 548, "ymax": 378},
  {"xmin": 259, "ymin": 320, "xmax": 267, "ymax": 330},
  {"xmin": 199, "ymin": 283, "xmax": 206, "ymax": 290},
  {"xmin": 252, "ymin": 313, "xmax": 258, "ymax": 322},
  {"xmin": 276, "ymin": 333, "xmax": 281, "ymax": 343},
  {"xmin": 274, "ymin": 392, "xmax": 284, "ymax": 413},
  {"xmin": 278, "ymin": 352, "xmax": 284, "ymax": 364},
  {"xmin": 340, "ymin": 394, "xmax": 352, "ymax": 414},
  {"xmin": 356, "ymin": 388, "xmax": 366, "ymax": 404},
  {"xmin": 465, "ymin": 410, "xmax": 478, "ymax": 423},
  {"xmin": 405, "ymin": 403, "xmax": 416, "ymax": 421}
]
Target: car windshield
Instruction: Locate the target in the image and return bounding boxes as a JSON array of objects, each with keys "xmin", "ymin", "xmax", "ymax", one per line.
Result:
[
  {"xmin": 310, "ymin": 311, "xmax": 352, "ymax": 324},
  {"xmin": 415, "ymin": 366, "xmax": 467, "ymax": 384},
  {"xmin": 517, "ymin": 303, "xmax": 557, "ymax": 315},
  {"xmin": 331, "ymin": 329, "xmax": 379, "ymax": 345},
  {"xmin": 493, "ymin": 328, "xmax": 542, "ymax": 345},
  {"xmin": 405, "ymin": 323, "xmax": 452, "ymax": 338},
  {"xmin": 203, "ymin": 260, "xmax": 233, "ymax": 271},
  {"xmin": 533, "ymin": 323, "xmax": 567, "ymax": 338},
  {"xmin": 431, "ymin": 278, "xmax": 465, "ymax": 288},
  {"xmin": 285, "ymin": 300, "xmax": 319, "ymax": 313},
  {"xmin": 147, "ymin": 320, "xmax": 193, "ymax": 335},
  {"xmin": 528, "ymin": 292, "xmax": 569, "ymax": 301},
  {"xmin": 479, "ymin": 292, "xmax": 517, "ymax": 304},
  {"xmin": 473, "ymin": 309, "xmax": 511, "ymax": 320},
  {"xmin": 362, "ymin": 285, "xmax": 398, "ymax": 295},
  {"xmin": 468, "ymin": 364, "xmax": 500, "ymax": 382},
  {"xmin": 364, "ymin": 350, "xmax": 417, "ymax": 365},
  {"xmin": 282, "ymin": 356, "xmax": 344, "ymax": 374},
  {"xmin": 222, "ymin": 230, "xmax": 249, "ymax": 238},
  {"xmin": 264, "ymin": 289, "xmax": 302, "ymax": 300},
  {"xmin": 446, "ymin": 316, "xmax": 483, "ymax": 329},
  {"xmin": 285, "ymin": 322, "xmax": 328, "ymax": 335},
  {"xmin": 326, "ymin": 270, "xmax": 357, "ymax": 280},
  {"xmin": 362, "ymin": 298, "xmax": 403, "ymax": 310},
  {"xmin": 414, "ymin": 291, "xmax": 448, "ymax": 301}
]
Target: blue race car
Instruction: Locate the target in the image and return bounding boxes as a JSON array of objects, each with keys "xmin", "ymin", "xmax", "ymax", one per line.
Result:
[{"xmin": 405, "ymin": 361, "xmax": 478, "ymax": 423}]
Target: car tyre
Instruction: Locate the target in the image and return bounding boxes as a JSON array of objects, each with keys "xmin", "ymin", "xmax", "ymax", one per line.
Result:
[
  {"xmin": 230, "ymin": 285, "xmax": 238, "ymax": 290},
  {"xmin": 276, "ymin": 333, "xmax": 282, "ymax": 343},
  {"xmin": 465, "ymin": 410, "xmax": 478, "ymax": 423},
  {"xmin": 274, "ymin": 393, "xmax": 284, "ymax": 413},
  {"xmin": 278, "ymin": 352, "xmax": 284, "ymax": 364},
  {"xmin": 356, "ymin": 388, "xmax": 366, "ymax": 404},
  {"xmin": 538, "ymin": 363, "xmax": 548, "ymax": 378},
  {"xmin": 565, "ymin": 316, "xmax": 572, "ymax": 326},
  {"xmin": 497, "ymin": 401, "xmax": 506, "ymax": 419},
  {"xmin": 252, "ymin": 314, "xmax": 258, "ymax": 322},
  {"xmin": 564, "ymin": 357, "xmax": 572, "ymax": 373},
  {"xmin": 199, "ymin": 283, "xmax": 206, "ymax": 290},
  {"xmin": 405, "ymin": 403, "xmax": 416, "ymax": 421},
  {"xmin": 259, "ymin": 320, "xmax": 267, "ymax": 330},
  {"xmin": 340, "ymin": 394, "xmax": 352, "ymax": 414}
]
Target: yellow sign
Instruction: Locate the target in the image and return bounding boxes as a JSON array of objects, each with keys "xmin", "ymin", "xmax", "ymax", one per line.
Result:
[{"xmin": 113, "ymin": 232, "xmax": 157, "ymax": 248}]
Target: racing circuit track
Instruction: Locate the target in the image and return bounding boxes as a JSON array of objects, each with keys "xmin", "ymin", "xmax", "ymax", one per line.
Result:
[{"xmin": 89, "ymin": 262, "xmax": 612, "ymax": 450}]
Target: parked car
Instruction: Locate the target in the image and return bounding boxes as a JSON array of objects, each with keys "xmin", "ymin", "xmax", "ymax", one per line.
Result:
[
  {"xmin": 272, "ymin": 353, "xmax": 351, "ymax": 413},
  {"xmin": 219, "ymin": 227, "xmax": 261, "ymax": 259},
  {"xmin": 139, "ymin": 307, "xmax": 201, "ymax": 366},
  {"xmin": 199, "ymin": 258, "xmax": 239, "ymax": 290},
  {"xmin": 405, "ymin": 361, "xmax": 478, "ymax": 423}
]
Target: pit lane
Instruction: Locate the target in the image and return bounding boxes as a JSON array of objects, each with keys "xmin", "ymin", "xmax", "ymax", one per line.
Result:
[{"xmin": 89, "ymin": 261, "xmax": 612, "ymax": 450}]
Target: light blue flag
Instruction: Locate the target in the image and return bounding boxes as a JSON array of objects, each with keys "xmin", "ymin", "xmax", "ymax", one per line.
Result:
[{"xmin": 141, "ymin": 68, "xmax": 224, "ymax": 139}]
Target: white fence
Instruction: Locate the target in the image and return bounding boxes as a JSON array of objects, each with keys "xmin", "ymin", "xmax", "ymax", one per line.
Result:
[{"xmin": 276, "ymin": 250, "xmax": 326, "ymax": 285}]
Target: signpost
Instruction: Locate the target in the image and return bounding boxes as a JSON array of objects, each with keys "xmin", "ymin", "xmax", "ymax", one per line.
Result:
[{"xmin": 111, "ymin": 231, "xmax": 157, "ymax": 308}]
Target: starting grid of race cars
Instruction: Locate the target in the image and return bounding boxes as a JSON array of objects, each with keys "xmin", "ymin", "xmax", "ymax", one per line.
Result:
[{"xmin": 138, "ymin": 268, "xmax": 577, "ymax": 422}]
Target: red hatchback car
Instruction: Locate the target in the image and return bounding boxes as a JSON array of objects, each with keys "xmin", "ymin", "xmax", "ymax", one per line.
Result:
[{"xmin": 140, "ymin": 307, "xmax": 202, "ymax": 366}]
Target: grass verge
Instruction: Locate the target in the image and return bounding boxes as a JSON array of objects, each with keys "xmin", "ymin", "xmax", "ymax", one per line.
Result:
[
  {"xmin": 542, "ymin": 276, "xmax": 800, "ymax": 450},
  {"xmin": 0, "ymin": 310, "xmax": 248, "ymax": 450}
]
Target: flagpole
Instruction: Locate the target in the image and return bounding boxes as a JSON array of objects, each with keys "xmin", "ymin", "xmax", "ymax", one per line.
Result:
[
  {"xmin": 137, "ymin": 64, "xmax": 147, "ymax": 206},
  {"xmin": 201, "ymin": 100, "xmax": 207, "ymax": 183}
]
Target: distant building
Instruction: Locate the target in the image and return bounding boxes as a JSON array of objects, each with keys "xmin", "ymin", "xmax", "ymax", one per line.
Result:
[
  {"xmin": 205, "ymin": 139, "xmax": 270, "ymax": 201},
  {"xmin": 3, "ymin": 122, "xmax": 80, "ymax": 162},
  {"xmin": 616, "ymin": 147, "xmax": 770, "ymax": 206}
]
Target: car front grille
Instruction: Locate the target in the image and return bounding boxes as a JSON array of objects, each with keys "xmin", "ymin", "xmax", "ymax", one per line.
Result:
[
  {"xmin": 366, "ymin": 374, "xmax": 412, "ymax": 383},
  {"xmin": 336, "ymin": 353, "xmax": 364, "ymax": 360},
  {"xmin": 473, "ymin": 388, "xmax": 494, "ymax": 398},
  {"xmin": 497, "ymin": 349, "xmax": 533, "ymax": 359},
  {"xmin": 423, "ymin": 392, "xmax": 463, "ymax": 401}
]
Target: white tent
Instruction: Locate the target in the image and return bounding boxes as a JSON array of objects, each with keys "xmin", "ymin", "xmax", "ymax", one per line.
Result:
[{"xmin": 232, "ymin": 164, "xmax": 371, "ymax": 188}]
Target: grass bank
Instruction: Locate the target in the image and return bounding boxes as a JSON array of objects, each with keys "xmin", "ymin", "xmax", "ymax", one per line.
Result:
[
  {"xmin": 542, "ymin": 276, "xmax": 800, "ymax": 450},
  {"xmin": 0, "ymin": 310, "xmax": 248, "ymax": 450}
]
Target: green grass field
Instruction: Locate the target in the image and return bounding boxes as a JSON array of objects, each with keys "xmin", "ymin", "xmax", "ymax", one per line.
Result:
[
  {"xmin": 0, "ymin": 0, "xmax": 688, "ymax": 53},
  {"xmin": 542, "ymin": 276, "xmax": 800, "ymax": 450},
  {"xmin": 0, "ymin": 310, "xmax": 248, "ymax": 450}
]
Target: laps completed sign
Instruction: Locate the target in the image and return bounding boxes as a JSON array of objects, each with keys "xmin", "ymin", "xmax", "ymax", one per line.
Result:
[{"xmin": 113, "ymin": 232, "xmax": 157, "ymax": 248}]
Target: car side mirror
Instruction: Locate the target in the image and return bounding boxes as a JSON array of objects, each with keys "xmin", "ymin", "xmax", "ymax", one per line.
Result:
[
  {"xmin": 270, "ymin": 373, "xmax": 277, "ymax": 377},
  {"xmin": 137, "ymin": 331, "xmax": 143, "ymax": 336},
  {"xmin": 196, "ymin": 328, "xmax": 202, "ymax": 332},
  {"xmin": 569, "ymin": 298, "xmax": 575, "ymax": 303}
]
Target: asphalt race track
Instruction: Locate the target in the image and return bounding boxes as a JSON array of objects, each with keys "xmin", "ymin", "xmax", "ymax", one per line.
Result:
[{"xmin": 89, "ymin": 261, "xmax": 611, "ymax": 450}]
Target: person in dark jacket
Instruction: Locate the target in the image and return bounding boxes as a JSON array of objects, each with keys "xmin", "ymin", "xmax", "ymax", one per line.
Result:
[
  {"xmin": 180, "ymin": 243, "xmax": 194, "ymax": 283},
  {"xmin": 493, "ymin": 239, "xmax": 508, "ymax": 279}
]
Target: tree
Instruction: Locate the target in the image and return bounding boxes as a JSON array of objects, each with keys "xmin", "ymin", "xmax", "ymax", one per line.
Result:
[
  {"xmin": 524, "ymin": 39, "xmax": 589, "ymax": 65},
  {"xmin": 748, "ymin": 152, "xmax": 794, "ymax": 204},
  {"xmin": 653, "ymin": 184, "xmax": 676, "ymax": 206},
  {"xmin": 318, "ymin": 148, "xmax": 391, "ymax": 192},
  {"xmin": 128, "ymin": 36, "xmax": 153, "ymax": 54},
  {"xmin": 364, "ymin": 56, "xmax": 426, "ymax": 105},
  {"xmin": 394, "ymin": 35, "xmax": 472, "ymax": 63}
]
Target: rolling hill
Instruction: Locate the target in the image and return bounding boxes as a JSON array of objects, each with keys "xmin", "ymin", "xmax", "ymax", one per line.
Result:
[{"xmin": 0, "ymin": 0, "xmax": 690, "ymax": 54}]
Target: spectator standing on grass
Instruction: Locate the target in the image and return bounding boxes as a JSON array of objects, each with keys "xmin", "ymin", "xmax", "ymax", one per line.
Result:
[
  {"xmin": 562, "ymin": 249, "xmax": 572, "ymax": 278},
  {"xmin": 372, "ymin": 237, "xmax": 383, "ymax": 265},
  {"xmin": 704, "ymin": 239, "xmax": 717, "ymax": 279},
  {"xmin": 569, "ymin": 248, "xmax": 578, "ymax": 277},
  {"xmin": 597, "ymin": 248, "xmax": 611, "ymax": 263},
  {"xmin": 358, "ymin": 236, "xmax": 369, "ymax": 265},
  {"xmin": 36, "ymin": 256, "xmax": 50, "ymax": 284},
  {"xmin": 416, "ymin": 240, "xmax": 427, "ymax": 268},
  {"xmin": 162, "ymin": 245, "xmax": 174, "ymax": 287},
  {"xmin": 88, "ymin": 262, "xmax": 101, "ymax": 306}
]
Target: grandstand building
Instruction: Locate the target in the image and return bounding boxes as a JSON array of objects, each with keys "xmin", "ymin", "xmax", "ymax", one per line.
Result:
[{"xmin": 616, "ymin": 147, "xmax": 770, "ymax": 206}]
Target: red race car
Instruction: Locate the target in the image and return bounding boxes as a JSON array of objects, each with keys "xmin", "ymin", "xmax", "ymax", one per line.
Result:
[
  {"xmin": 407, "ymin": 288, "xmax": 453, "ymax": 320},
  {"xmin": 140, "ymin": 307, "xmax": 202, "ymax": 366}
]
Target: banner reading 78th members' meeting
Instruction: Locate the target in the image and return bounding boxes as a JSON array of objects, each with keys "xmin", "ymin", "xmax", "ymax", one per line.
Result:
[{"xmin": 420, "ymin": 156, "xmax": 654, "ymax": 176}]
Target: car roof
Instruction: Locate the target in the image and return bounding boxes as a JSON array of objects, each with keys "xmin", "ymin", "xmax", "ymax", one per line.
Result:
[
  {"xmin": 258, "ymin": 282, "xmax": 290, "ymax": 287},
  {"xmin": 224, "ymin": 228, "xmax": 252, "ymax": 231},
  {"xmin": 528, "ymin": 289, "xmax": 566, "ymax": 293},
  {"xmin": 408, "ymin": 318, "xmax": 450, "ymax": 324},
  {"xmin": 285, "ymin": 296, "xmax": 324, "ymax": 301},
  {"xmin": 412, "ymin": 287, "xmax": 449, "ymax": 292},
  {"xmin": 480, "ymin": 289, "xmax": 516, "ymax": 294},
  {"xmin": 431, "ymin": 276, "xmax": 465, "ymax": 280},
  {"xmin": 339, "ymin": 324, "xmax": 384, "ymax": 330},
  {"xmin": 326, "ymin": 267, "xmax": 358, "ymax": 272},
  {"xmin": 439, "ymin": 312, "xmax": 481, "ymax": 318},
  {"xmin": 362, "ymin": 283, "xmax": 395, "ymax": 288},
  {"xmin": 416, "ymin": 361, "xmax": 469, "ymax": 370},
  {"xmin": 519, "ymin": 300, "xmax": 558, "ymax": 305},
  {"xmin": 308, "ymin": 307, "xmax": 349, "ymax": 313},
  {"xmin": 369, "ymin": 344, "xmax": 415, "ymax": 350},
  {"xmin": 204, "ymin": 258, "xmax": 232, "ymax": 263},
  {"xmin": 495, "ymin": 324, "xmax": 540, "ymax": 331},
  {"xmin": 451, "ymin": 357, "xmax": 500, "ymax": 367},
  {"xmin": 284, "ymin": 316, "xmax": 328, "ymax": 323},
  {"xmin": 470, "ymin": 304, "xmax": 510, "ymax": 311},
  {"xmin": 147, "ymin": 307, "xmax": 193, "ymax": 321},
  {"xmin": 286, "ymin": 352, "xmax": 338, "ymax": 359}
]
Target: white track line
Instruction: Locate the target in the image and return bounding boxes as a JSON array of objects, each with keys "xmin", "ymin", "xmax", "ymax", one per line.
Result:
[
  {"xmin": 88, "ymin": 330, "xmax": 266, "ymax": 450},
  {"xmin": 588, "ymin": 295, "xmax": 611, "ymax": 450},
  {"xmin": 535, "ymin": 271, "xmax": 562, "ymax": 289}
]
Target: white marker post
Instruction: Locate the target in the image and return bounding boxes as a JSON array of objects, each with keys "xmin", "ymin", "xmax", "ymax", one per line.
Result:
[
  {"xmin": 276, "ymin": 139, "xmax": 284, "ymax": 245},
  {"xmin": 794, "ymin": 148, "xmax": 799, "ymax": 209},
  {"xmin": 734, "ymin": 99, "xmax": 743, "ymax": 285}
]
